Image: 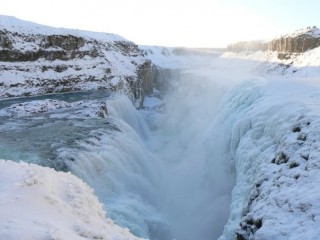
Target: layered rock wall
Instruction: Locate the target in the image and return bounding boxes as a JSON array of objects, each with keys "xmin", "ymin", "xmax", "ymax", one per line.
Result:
[
  {"xmin": 0, "ymin": 17, "xmax": 153, "ymax": 107},
  {"xmin": 227, "ymin": 26, "xmax": 320, "ymax": 54}
]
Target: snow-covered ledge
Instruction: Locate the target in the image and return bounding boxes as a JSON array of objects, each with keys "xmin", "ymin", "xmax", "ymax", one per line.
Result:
[
  {"xmin": 0, "ymin": 160, "xmax": 144, "ymax": 240},
  {"xmin": 219, "ymin": 78, "xmax": 320, "ymax": 240}
]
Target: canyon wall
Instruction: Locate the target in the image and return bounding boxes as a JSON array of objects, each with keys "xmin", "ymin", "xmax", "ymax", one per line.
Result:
[
  {"xmin": 0, "ymin": 16, "xmax": 154, "ymax": 107},
  {"xmin": 227, "ymin": 26, "xmax": 320, "ymax": 55}
]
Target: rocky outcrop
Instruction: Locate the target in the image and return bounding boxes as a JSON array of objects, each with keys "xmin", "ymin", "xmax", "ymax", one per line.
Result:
[
  {"xmin": 227, "ymin": 26, "xmax": 320, "ymax": 55},
  {"xmin": 0, "ymin": 16, "xmax": 154, "ymax": 107},
  {"xmin": 152, "ymin": 67, "xmax": 181, "ymax": 93},
  {"xmin": 226, "ymin": 41, "xmax": 267, "ymax": 53},
  {"xmin": 0, "ymin": 31, "xmax": 90, "ymax": 62},
  {"xmin": 137, "ymin": 60, "xmax": 154, "ymax": 96},
  {"xmin": 268, "ymin": 26, "xmax": 320, "ymax": 53}
]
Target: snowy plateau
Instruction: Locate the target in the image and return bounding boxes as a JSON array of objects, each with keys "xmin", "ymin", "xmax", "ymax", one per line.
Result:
[{"xmin": 1, "ymin": 16, "xmax": 320, "ymax": 240}]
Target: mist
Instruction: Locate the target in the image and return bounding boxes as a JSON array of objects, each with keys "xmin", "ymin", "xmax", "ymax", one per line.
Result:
[
  {"xmin": 146, "ymin": 67, "xmax": 242, "ymax": 239},
  {"xmin": 62, "ymin": 61, "xmax": 251, "ymax": 239}
]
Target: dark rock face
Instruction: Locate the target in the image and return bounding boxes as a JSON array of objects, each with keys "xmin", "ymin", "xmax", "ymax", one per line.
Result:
[
  {"xmin": 0, "ymin": 25, "xmax": 154, "ymax": 107},
  {"xmin": 43, "ymin": 35, "xmax": 85, "ymax": 51},
  {"xmin": 0, "ymin": 31, "xmax": 12, "ymax": 48},
  {"xmin": 152, "ymin": 67, "xmax": 181, "ymax": 93},
  {"xmin": 227, "ymin": 41, "xmax": 267, "ymax": 53},
  {"xmin": 138, "ymin": 60, "xmax": 154, "ymax": 96},
  {"xmin": 227, "ymin": 26, "xmax": 320, "ymax": 54},
  {"xmin": 268, "ymin": 35, "xmax": 320, "ymax": 53}
]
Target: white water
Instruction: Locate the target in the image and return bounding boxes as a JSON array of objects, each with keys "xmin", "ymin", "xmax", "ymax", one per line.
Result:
[
  {"xmin": 57, "ymin": 67, "xmax": 242, "ymax": 240},
  {"xmin": 0, "ymin": 62, "xmax": 251, "ymax": 239},
  {"xmin": 146, "ymin": 69, "xmax": 237, "ymax": 240},
  {"xmin": 1, "ymin": 48, "xmax": 320, "ymax": 239}
]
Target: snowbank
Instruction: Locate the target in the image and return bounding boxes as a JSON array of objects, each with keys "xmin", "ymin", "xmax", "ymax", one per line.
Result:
[
  {"xmin": 0, "ymin": 97, "xmax": 109, "ymax": 119},
  {"xmin": 140, "ymin": 45, "xmax": 221, "ymax": 69},
  {"xmin": 0, "ymin": 160, "xmax": 144, "ymax": 240},
  {"xmin": 219, "ymin": 78, "xmax": 320, "ymax": 240},
  {"xmin": 222, "ymin": 47, "xmax": 320, "ymax": 77},
  {"xmin": 0, "ymin": 15, "xmax": 126, "ymax": 42}
]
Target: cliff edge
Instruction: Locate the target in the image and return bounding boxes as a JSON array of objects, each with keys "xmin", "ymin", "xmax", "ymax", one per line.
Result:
[
  {"xmin": 0, "ymin": 16, "xmax": 153, "ymax": 107},
  {"xmin": 228, "ymin": 26, "xmax": 320, "ymax": 55}
]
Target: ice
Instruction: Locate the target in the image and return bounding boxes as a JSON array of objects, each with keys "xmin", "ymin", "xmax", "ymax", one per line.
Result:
[{"xmin": 219, "ymin": 77, "xmax": 320, "ymax": 240}]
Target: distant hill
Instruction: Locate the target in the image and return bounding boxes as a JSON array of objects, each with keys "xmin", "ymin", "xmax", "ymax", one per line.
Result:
[{"xmin": 228, "ymin": 26, "xmax": 320, "ymax": 54}]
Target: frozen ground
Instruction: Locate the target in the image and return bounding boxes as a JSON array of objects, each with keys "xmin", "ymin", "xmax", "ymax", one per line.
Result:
[
  {"xmin": 218, "ymin": 77, "xmax": 320, "ymax": 240},
  {"xmin": 143, "ymin": 46, "xmax": 320, "ymax": 240},
  {"xmin": 0, "ymin": 160, "xmax": 143, "ymax": 240}
]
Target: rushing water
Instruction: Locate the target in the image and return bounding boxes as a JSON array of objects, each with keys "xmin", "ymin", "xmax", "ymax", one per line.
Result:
[{"xmin": 0, "ymin": 69, "xmax": 236, "ymax": 240}]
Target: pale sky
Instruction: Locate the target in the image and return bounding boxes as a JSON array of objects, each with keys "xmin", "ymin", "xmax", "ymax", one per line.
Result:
[{"xmin": 1, "ymin": 0, "xmax": 319, "ymax": 48}]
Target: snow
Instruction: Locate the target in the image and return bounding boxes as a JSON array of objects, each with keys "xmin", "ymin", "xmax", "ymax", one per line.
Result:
[
  {"xmin": 140, "ymin": 45, "xmax": 221, "ymax": 69},
  {"xmin": 0, "ymin": 160, "xmax": 143, "ymax": 240},
  {"xmin": 0, "ymin": 54, "xmax": 142, "ymax": 98},
  {"xmin": 0, "ymin": 15, "xmax": 127, "ymax": 42},
  {"xmin": 209, "ymin": 48, "xmax": 320, "ymax": 239},
  {"xmin": 280, "ymin": 26, "xmax": 320, "ymax": 39},
  {"xmin": 221, "ymin": 47, "xmax": 320, "ymax": 77},
  {"xmin": 0, "ymin": 15, "xmax": 147, "ymax": 109},
  {"xmin": 144, "ymin": 44, "xmax": 320, "ymax": 239},
  {"xmin": 216, "ymin": 78, "xmax": 320, "ymax": 240},
  {"xmin": 0, "ymin": 99, "xmax": 71, "ymax": 117}
]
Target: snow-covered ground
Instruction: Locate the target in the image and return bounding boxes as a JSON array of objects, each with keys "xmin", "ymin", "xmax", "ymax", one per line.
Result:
[
  {"xmin": 217, "ymin": 77, "xmax": 320, "ymax": 240},
  {"xmin": 0, "ymin": 15, "xmax": 127, "ymax": 41},
  {"xmin": 142, "ymin": 46, "xmax": 320, "ymax": 239},
  {"xmin": 140, "ymin": 45, "xmax": 222, "ymax": 69},
  {"xmin": 0, "ymin": 160, "xmax": 143, "ymax": 240},
  {"xmin": 221, "ymin": 48, "xmax": 320, "ymax": 77}
]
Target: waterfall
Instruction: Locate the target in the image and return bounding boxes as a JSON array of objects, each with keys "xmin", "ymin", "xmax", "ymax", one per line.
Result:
[
  {"xmin": 0, "ymin": 66, "xmax": 245, "ymax": 239},
  {"xmin": 58, "ymin": 68, "xmax": 238, "ymax": 239}
]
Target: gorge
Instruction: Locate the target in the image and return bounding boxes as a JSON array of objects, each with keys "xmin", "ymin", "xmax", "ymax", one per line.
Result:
[{"xmin": 1, "ymin": 16, "xmax": 320, "ymax": 240}]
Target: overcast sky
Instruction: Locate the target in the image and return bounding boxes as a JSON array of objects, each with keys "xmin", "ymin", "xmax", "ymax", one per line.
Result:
[{"xmin": 1, "ymin": 0, "xmax": 319, "ymax": 47}]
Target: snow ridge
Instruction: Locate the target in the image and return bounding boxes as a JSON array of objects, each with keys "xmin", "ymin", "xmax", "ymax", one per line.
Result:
[
  {"xmin": 217, "ymin": 62, "xmax": 320, "ymax": 239},
  {"xmin": 0, "ymin": 15, "xmax": 126, "ymax": 42},
  {"xmin": 281, "ymin": 26, "xmax": 320, "ymax": 39},
  {"xmin": 0, "ymin": 160, "xmax": 144, "ymax": 240}
]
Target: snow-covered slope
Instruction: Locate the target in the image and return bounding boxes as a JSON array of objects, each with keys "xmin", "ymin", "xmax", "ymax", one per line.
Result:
[
  {"xmin": 0, "ymin": 16, "xmax": 153, "ymax": 107},
  {"xmin": 0, "ymin": 160, "xmax": 143, "ymax": 240},
  {"xmin": 222, "ymin": 47, "xmax": 320, "ymax": 77},
  {"xmin": 217, "ymin": 78, "xmax": 320, "ymax": 240},
  {"xmin": 140, "ymin": 45, "xmax": 222, "ymax": 69},
  {"xmin": 228, "ymin": 26, "xmax": 320, "ymax": 53},
  {"xmin": 281, "ymin": 26, "xmax": 320, "ymax": 39},
  {"xmin": 0, "ymin": 15, "xmax": 126, "ymax": 41},
  {"xmin": 206, "ymin": 47, "xmax": 320, "ymax": 239},
  {"xmin": 145, "ymin": 45, "xmax": 320, "ymax": 239}
]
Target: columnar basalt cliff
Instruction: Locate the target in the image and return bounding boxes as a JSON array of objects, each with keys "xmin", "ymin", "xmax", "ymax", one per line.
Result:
[
  {"xmin": 226, "ymin": 41, "xmax": 268, "ymax": 52},
  {"xmin": 0, "ymin": 16, "xmax": 153, "ymax": 107},
  {"xmin": 227, "ymin": 26, "xmax": 320, "ymax": 55},
  {"xmin": 268, "ymin": 26, "xmax": 320, "ymax": 53}
]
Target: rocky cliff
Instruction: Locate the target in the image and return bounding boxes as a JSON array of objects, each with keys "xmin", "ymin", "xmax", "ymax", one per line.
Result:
[
  {"xmin": 226, "ymin": 41, "xmax": 267, "ymax": 52},
  {"xmin": 0, "ymin": 16, "xmax": 153, "ymax": 107},
  {"xmin": 268, "ymin": 26, "xmax": 320, "ymax": 53},
  {"xmin": 227, "ymin": 26, "xmax": 320, "ymax": 55}
]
